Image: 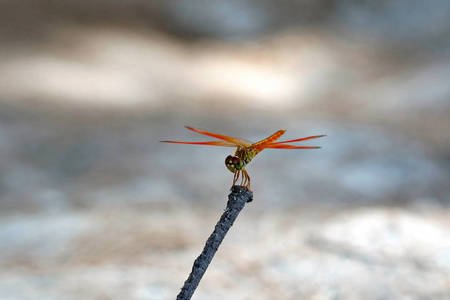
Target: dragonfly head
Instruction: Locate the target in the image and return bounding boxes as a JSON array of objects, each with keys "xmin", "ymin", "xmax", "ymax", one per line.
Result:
[{"xmin": 225, "ymin": 155, "xmax": 243, "ymax": 173}]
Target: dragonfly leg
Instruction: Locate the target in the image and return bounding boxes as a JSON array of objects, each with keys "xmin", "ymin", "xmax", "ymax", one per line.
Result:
[
  {"xmin": 242, "ymin": 169, "xmax": 251, "ymax": 191},
  {"xmin": 231, "ymin": 171, "xmax": 240, "ymax": 190}
]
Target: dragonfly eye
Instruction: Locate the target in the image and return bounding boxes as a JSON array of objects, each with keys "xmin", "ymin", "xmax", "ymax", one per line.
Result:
[{"xmin": 225, "ymin": 155, "xmax": 241, "ymax": 173}]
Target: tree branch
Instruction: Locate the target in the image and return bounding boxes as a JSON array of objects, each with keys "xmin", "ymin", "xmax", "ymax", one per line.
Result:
[{"xmin": 176, "ymin": 185, "xmax": 253, "ymax": 300}]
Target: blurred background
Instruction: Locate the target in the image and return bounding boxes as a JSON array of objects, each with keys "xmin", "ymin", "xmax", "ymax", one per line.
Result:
[{"xmin": 1, "ymin": 1, "xmax": 450, "ymax": 299}]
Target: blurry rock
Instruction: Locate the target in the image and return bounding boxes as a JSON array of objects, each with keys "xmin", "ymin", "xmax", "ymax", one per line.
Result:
[
  {"xmin": 0, "ymin": 213, "xmax": 93, "ymax": 264},
  {"xmin": 334, "ymin": 0, "xmax": 450, "ymax": 49},
  {"xmin": 310, "ymin": 208, "xmax": 450, "ymax": 272},
  {"xmin": 159, "ymin": 0, "xmax": 334, "ymax": 39},
  {"xmin": 160, "ymin": 0, "xmax": 276, "ymax": 38}
]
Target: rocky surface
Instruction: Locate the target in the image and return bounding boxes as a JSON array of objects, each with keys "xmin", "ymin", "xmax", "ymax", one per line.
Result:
[{"xmin": 0, "ymin": 1, "xmax": 449, "ymax": 299}]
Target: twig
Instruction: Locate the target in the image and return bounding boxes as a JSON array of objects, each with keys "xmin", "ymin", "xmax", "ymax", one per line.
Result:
[{"xmin": 176, "ymin": 186, "xmax": 253, "ymax": 300}]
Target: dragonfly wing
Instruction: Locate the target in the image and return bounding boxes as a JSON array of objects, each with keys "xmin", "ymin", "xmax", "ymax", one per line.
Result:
[
  {"xmin": 262, "ymin": 133, "xmax": 325, "ymax": 149},
  {"xmin": 160, "ymin": 140, "xmax": 237, "ymax": 147},
  {"xmin": 185, "ymin": 126, "xmax": 253, "ymax": 147},
  {"xmin": 270, "ymin": 135, "xmax": 326, "ymax": 145},
  {"xmin": 265, "ymin": 144, "xmax": 321, "ymax": 149}
]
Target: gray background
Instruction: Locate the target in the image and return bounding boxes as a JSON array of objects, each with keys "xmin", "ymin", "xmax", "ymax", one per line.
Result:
[{"xmin": 0, "ymin": 1, "xmax": 449, "ymax": 299}]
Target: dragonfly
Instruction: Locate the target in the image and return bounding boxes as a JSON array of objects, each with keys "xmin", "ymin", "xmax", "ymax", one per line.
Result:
[{"xmin": 161, "ymin": 126, "xmax": 325, "ymax": 191}]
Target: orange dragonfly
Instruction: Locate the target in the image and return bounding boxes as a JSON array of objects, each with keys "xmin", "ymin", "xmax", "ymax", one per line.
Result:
[{"xmin": 161, "ymin": 126, "xmax": 325, "ymax": 191}]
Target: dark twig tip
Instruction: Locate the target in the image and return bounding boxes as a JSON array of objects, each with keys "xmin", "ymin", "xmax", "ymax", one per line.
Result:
[{"xmin": 230, "ymin": 185, "xmax": 253, "ymax": 202}]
